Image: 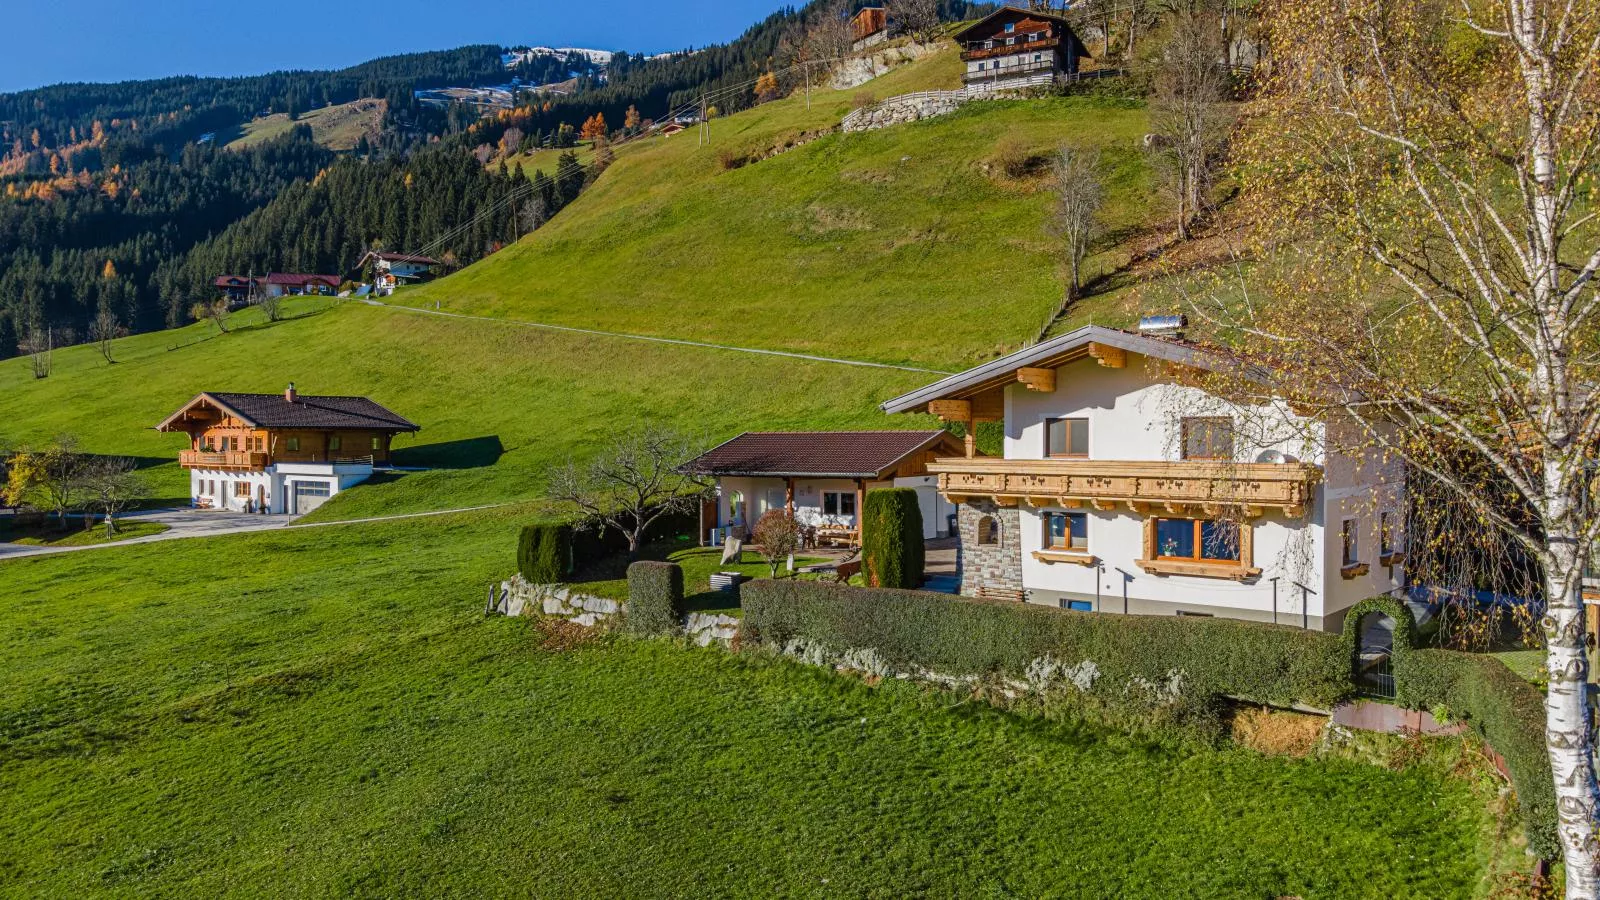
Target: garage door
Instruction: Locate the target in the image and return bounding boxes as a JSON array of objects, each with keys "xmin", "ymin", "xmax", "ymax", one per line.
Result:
[{"xmin": 292, "ymin": 481, "xmax": 333, "ymax": 515}]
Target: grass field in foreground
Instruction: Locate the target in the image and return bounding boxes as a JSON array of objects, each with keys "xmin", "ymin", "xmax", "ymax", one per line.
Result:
[
  {"xmin": 0, "ymin": 297, "xmax": 934, "ymax": 520},
  {"xmin": 421, "ymin": 47, "xmax": 1157, "ymax": 369},
  {"xmin": 0, "ymin": 508, "xmax": 1502, "ymax": 897}
]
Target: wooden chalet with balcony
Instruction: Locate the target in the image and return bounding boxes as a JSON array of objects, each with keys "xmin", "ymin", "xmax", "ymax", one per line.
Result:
[
  {"xmin": 881, "ymin": 323, "xmax": 1404, "ymax": 629},
  {"xmin": 952, "ymin": 6, "xmax": 1086, "ymax": 91},
  {"xmin": 156, "ymin": 384, "xmax": 419, "ymax": 515}
]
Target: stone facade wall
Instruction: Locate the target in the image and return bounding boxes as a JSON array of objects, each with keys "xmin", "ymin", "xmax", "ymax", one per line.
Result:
[
  {"xmin": 957, "ymin": 499, "xmax": 1023, "ymax": 597},
  {"xmin": 488, "ymin": 575, "xmax": 740, "ymax": 645}
]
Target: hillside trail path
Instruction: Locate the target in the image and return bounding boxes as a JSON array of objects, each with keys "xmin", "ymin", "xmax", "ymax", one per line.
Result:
[
  {"xmin": 0, "ymin": 504, "xmax": 508, "ymax": 562},
  {"xmin": 359, "ymin": 298, "xmax": 955, "ymax": 376}
]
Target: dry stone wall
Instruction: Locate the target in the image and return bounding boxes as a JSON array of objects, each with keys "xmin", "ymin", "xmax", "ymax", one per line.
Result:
[{"xmin": 489, "ymin": 575, "xmax": 739, "ymax": 645}]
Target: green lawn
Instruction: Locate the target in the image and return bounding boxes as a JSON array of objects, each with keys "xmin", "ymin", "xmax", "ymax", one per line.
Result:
[
  {"xmin": 2, "ymin": 519, "xmax": 169, "ymax": 547},
  {"xmin": 0, "ymin": 297, "xmax": 935, "ymax": 520},
  {"xmin": 413, "ymin": 47, "xmax": 1157, "ymax": 370},
  {"xmin": 0, "ymin": 510, "xmax": 1504, "ymax": 896}
]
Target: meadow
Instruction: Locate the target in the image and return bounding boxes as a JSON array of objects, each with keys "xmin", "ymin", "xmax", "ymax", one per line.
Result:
[
  {"xmin": 430, "ymin": 47, "xmax": 1157, "ymax": 370},
  {"xmin": 0, "ymin": 510, "xmax": 1505, "ymax": 897},
  {"xmin": 0, "ymin": 297, "xmax": 933, "ymax": 518}
]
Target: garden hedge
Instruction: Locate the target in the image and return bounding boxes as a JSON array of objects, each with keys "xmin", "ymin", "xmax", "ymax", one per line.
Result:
[
  {"xmin": 1402, "ymin": 648, "xmax": 1558, "ymax": 858},
  {"xmin": 626, "ymin": 561, "xmax": 685, "ymax": 636},
  {"xmin": 742, "ymin": 579, "xmax": 1349, "ymax": 708},
  {"xmin": 518, "ymin": 523, "xmax": 573, "ymax": 583},
  {"xmin": 861, "ymin": 489, "xmax": 924, "ymax": 589}
]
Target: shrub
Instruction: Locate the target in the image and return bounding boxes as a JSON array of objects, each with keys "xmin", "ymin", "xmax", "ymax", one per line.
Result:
[
  {"xmin": 518, "ymin": 523, "xmax": 572, "ymax": 583},
  {"xmin": 626, "ymin": 561, "xmax": 684, "ymax": 636},
  {"xmin": 851, "ymin": 90, "xmax": 877, "ymax": 110},
  {"xmin": 990, "ymin": 134, "xmax": 1039, "ymax": 179},
  {"xmin": 742, "ymin": 580, "xmax": 1349, "ymax": 709},
  {"xmin": 1402, "ymin": 648, "xmax": 1557, "ymax": 858},
  {"xmin": 861, "ymin": 488, "xmax": 924, "ymax": 589}
]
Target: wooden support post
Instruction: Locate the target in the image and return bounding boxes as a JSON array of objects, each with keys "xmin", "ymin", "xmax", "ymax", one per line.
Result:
[
  {"xmin": 785, "ymin": 477, "xmax": 795, "ymax": 517},
  {"xmin": 855, "ymin": 479, "xmax": 866, "ymax": 548}
]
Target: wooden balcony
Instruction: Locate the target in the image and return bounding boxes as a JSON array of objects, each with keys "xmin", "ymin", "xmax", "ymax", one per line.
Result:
[
  {"xmin": 180, "ymin": 450, "xmax": 270, "ymax": 470},
  {"xmin": 928, "ymin": 457, "xmax": 1321, "ymax": 518}
]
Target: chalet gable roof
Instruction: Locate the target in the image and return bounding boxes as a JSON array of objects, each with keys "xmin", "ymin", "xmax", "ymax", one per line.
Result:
[
  {"xmin": 683, "ymin": 430, "xmax": 958, "ymax": 479},
  {"xmin": 156, "ymin": 392, "xmax": 421, "ymax": 433},
  {"xmin": 880, "ymin": 325, "xmax": 1236, "ymax": 415},
  {"xmin": 951, "ymin": 5, "xmax": 1076, "ymax": 41}
]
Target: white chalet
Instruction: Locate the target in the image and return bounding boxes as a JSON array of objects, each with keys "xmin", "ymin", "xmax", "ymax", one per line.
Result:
[{"xmin": 881, "ymin": 324, "xmax": 1405, "ymax": 631}]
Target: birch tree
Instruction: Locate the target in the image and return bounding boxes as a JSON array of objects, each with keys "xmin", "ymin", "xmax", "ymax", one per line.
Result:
[
  {"xmin": 1050, "ymin": 146, "xmax": 1105, "ymax": 301},
  {"xmin": 1201, "ymin": 0, "xmax": 1600, "ymax": 888},
  {"xmin": 1147, "ymin": 1, "xmax": 1229, "ymax": 240}
]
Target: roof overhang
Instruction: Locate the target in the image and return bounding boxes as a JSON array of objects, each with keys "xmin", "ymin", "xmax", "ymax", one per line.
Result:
[
  {"xmin": 155, "ymin": 392, "xmax": 256, "ymax": 432},
  {"xmin": 951, "ymin": 5, "xmax": 1074, "ymax": 41},
  {"xmin": 880, "ymin": 325, "xmax": 1233, "ymax": 415},
  {"xmin": 685, "ymin": 431, "xmax": 961, "ymax": 481}
]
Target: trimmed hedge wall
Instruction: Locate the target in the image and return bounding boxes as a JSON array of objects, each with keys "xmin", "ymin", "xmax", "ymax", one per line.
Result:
[
  {"xmin": 626, "ymin": 561, "xmax": 685, "ymax": 636},
  {"xmin": 861, "ymin": 489, "xmax": 924, "ymax": 589},
  {"xmin": 518, "ymin": 523, "xmax": 573, "ymax": 583},
  {"xmin": 742, "ymin": 579, "xmax": 1349, "ymax": 708},
  {"xmin": 1404, "ymin": 648, "xmax": 1558, "ymax": 858}
]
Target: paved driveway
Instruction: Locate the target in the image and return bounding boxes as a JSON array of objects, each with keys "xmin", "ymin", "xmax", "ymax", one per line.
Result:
[{"xmin": 0, "ymin": 508, "xmax": 294, "ymax": 560}]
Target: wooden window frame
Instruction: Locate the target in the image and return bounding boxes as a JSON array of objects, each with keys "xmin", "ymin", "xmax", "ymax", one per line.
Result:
[
  {"xmin": 328, "ymin": 435, "xmax": 342, "ymax": 452},
  {"xmin": 1153, "ymin": 517, "xmax": 1240, "ymax": 564},
  {"xmin": 286, "ymin": 437, "xmax": 300, "ymax": 452},
  {"xmin": 371, "ymin": 436, "xmax": 382, "ymax": 451},
  {"xmin": 1044, "ymin": 511, "xmax": 1088, "ymax": 551},
  {"xmin": 1180, "ymin": 416, "xmax": 1234, "ymax": 461},
  {"xmin": 1137, "ymin": 516, "xmax": 1259, "ymax": 580},
  {"xmin": 233, "ymin": 481, "xmax": 251, "ymax": 498},
  {"xmin": 1045, "ymin": 417, "xmax": 1089, "ymax": 458}
]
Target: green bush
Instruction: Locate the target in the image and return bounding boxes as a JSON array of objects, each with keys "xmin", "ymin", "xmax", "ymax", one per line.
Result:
[
  {"xmin": 626, "ymin": 561, "xmax": 685, "ymax": 636},
  {"xmin": 518, "ymin": 523, "xmax": 573, "ymax": 583},
  {"xmin": 1402, "ymin": 648, "xmax": 1557, "ymax": 858},
  {"xmin": 742, "ymin": 580, "xmax": 1349, "ymax": 709},
  {"xmin": 861, "ymin": 489, "xmax": 924, "ymax": 589}
]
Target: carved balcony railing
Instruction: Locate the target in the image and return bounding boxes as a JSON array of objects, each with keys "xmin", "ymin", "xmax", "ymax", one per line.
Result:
[
  {"xmin": 927, "ymin": 457, "xmax": 1322, "ymax": 518},
  {"xmin": 180, "ymin": 450, "xmax": 271, "ymax": 470}
]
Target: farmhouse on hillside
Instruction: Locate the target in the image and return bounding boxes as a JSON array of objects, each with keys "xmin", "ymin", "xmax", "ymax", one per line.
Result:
[
  {"xmin": 261, "ymin": 272, "xmax": 340, "ymax": 297},
  {"xmin": 213, "ymin": 275, "xmax": 259, "ymax": 305},
  {"xmin": 851, "ymin": 7, "xmax": 894, "ymax": 51},
  {"xmin": 157, "ymin": 384, "xmax": 419, "ymax": 515},
  {"xmin": 881, "ymin": 322, "xmax": 1404, "ymax": 630},
  {"xmin": 357, "ymin": 251, "xmax": 441, "ymax": 296},
  {"xmin": 683, "ymin": 431, "xmax": 963, "ymax": 548},
  {"xmin": 953, "ymin": 6, "xmax": 1087, "ymax": 92}
]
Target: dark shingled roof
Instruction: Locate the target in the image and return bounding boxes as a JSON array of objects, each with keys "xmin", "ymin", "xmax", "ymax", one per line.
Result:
[
  {"xmin": 159, "ymin": 392, "xmax": 420, "ymax": 432},
  {"xmin": 684, "ymin": 431, "xmax": 950, "ymax": 478}
]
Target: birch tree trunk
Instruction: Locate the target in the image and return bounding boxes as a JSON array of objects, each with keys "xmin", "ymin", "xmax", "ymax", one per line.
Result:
[{"xmin": 1541, "ymin": 496, "xmax": 1600, "ymax": 893}]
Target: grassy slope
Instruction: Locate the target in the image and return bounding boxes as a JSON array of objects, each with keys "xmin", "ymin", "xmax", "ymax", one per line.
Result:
[
  {"xmin": 225, "ymin": 98, "xmax": 385, "ymax": 151},
  {"xmin": 425, "ymin": 47, "xmax": 1155, "ymax": 370},
  {"xmin": 0, "ymin": 298, "xmax": 933, "ymax": 518},
  {"xmin": 0, "ymin": 511, "xmax": 1499, "ymax": 897}
]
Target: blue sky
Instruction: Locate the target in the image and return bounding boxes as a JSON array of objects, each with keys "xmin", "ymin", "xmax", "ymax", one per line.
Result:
[{"xmin": 1, "ymin": 0, "xmax": 791, "ymax": 93}]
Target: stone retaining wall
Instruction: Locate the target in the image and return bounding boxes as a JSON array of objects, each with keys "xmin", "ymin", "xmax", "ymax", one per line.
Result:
[
  {"xmin": 489, "ymin": 574, "xmax": 740, "ymax": 645},
  {"xmin": 841, "ymin": 93, "xmax": 966, "ymax": 133}
]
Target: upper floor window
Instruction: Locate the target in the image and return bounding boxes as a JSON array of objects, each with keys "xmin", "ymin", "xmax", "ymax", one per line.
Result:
[
  {"xmin": 1028, "ymin": 31, "xmax": 1043, "ymax": 41},
  {"xmin": 371, "ymin": 436, "xmax": 382, "ymax": 451},
  {"xmin": 1045, "ymin": 512, "xmax": 1087, "ymax": 551},
  {"xmin": 328, "ymin": 435, "xmax": 342, "ymax": 452},
  {"xmin": 1004, "ymin": 22, "xmax": 1015, "ymax": 32},
  {"xmin": 1342, "ymin": 518, "xmax": 1360, "ymax": 565},
  {"xmin": 1156, "ymin": 517, "xmax": 1239, "ymax": 562},
  {"xmin": 1006, "ymin": 36, "xmax": 1016, "ymax": 45},
  {"xmin": 1181, "ymin": 416, "xmax": 1234, "ymax": 460},
  {"xmin": 1379, "ymin": 512, "xmax": 1395, "ymax": 556},
  {"xmin": 286, "ymin": 437, "xmax": 300, "ymax": 452},
  {"xmin": 1046, "ymin": 417, "xmax": 1088, "ymax": 458}
]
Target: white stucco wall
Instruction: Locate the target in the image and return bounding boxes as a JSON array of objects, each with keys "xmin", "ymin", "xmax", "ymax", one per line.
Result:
[
  {"xmin": 187, "ymin": 462, "xmax": 374, "ymax": 515},
  {"xmin": 990, "ymin": 358, "xmax": 1401, "ymax": 628}
]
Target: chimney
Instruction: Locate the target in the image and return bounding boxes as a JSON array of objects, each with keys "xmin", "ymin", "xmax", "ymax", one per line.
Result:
[{"xmin": 285, "ymin": 382, "xmax": 297, "ymax": 403}]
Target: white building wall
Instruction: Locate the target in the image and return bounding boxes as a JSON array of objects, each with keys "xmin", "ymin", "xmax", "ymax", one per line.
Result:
[
  {"xmin": 187, "ymin": 462, "xmax": 375, "ymax": 515},
  {"xmin": 987, "ymin": 358, "xmax": 1398, "ymax": 630}
]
